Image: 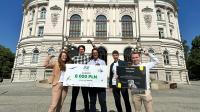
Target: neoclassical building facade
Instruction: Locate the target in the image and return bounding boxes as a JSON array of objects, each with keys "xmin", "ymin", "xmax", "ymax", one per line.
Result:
[{"xmin": 12, "ymin": 0, "xmax": 188, "ymax": 83}]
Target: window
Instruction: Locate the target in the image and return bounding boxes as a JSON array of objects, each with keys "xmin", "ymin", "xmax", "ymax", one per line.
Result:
[
  {"xmin": 98, "ymin": 47, "xmax": 107, "ymax": 64},
  {"xmin": 21, "ymin": 50, "xmax": 26, "ymax": 64},
  {"xmin": 30, "ymin": 70, "xmax": 37, "ymax": 80},
  {"xmin": 29, "ymin": 27, "xmax": 32, "ymax": 36},
  {"xmin": 167, "ymin": 11, "xmax": 171, "ymax": 22},
  {"xmin": 69, "ymin": 15, "xmax": 81, "ymax": 37},
  {"xmin": 96, "ymin": 15, "xmax": 107, "ymax": 37},
  {"xmin": 38, "ymin": 26, "xmax": 44, "ymax": 37},
  {"xmin": 122, "ymin": 15, "xmax": 133, "ymax": 37},
  {"xmin": 124, "ymin": 47, "xmax": 133, "ymax": 63},
  {"xmin": 176, "ymin": 52, "xmax": 180, "ymax": 65},
  {"xmin": 150, "ymin": 71, "xmax": 159, "ymax": 80},
  {"xmin": 40, "ymin": 8, "xmax": 46, "ymax": 19},
  {"xmin": 170, "ymin": 29, "xmax": 173, "ymax": 37},
  {"xmin": 32, "ymin": 10, "xmax": 35, "ymax": 20},
  {"xmin": 163, "ymin": 51, "xmax": 170, "ymax": 65},
  {"xmin": 148, "ymin": 49, "xmax": 155, "ymax": 62},
  {"xmin": 166, "ymin": 72, "xmax": 172, "ymax": 81},
  {"xmin": 45, "ymin": 70, "xmax": 52, "ymax": 79},
  {"xmin": 32, "ymin": 49, "xmax": 39, "ymax": 63},
  {"xmin": 157, "ymin": 10, "xmax": 162, "ymax": 20},
  {"xmin": 47, "ymin": 48, "xmax": 55, "ymax": 56},
  {"xmin": 159, "ymin": 28, "xmax": 164, "ymax": 39}
]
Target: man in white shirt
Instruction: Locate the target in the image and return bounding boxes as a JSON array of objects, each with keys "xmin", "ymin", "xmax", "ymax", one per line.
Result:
[
  {"xmin": 131, "ymin": 51, "xmax": 159, "ymax": 112},
  {"xmin": 87, "ymin": 48, "xmax": 107, "ymax": 112},
  {"xmin": 109, "ymin": 50, "xmax": 132, "ymax": 112}
]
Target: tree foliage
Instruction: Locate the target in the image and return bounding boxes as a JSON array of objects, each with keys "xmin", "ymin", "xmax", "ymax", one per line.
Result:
[
  {"xmin": 0, "ymin": 44, "xmax": 15, "ymax": 78},
  {"xmin": 181, "ymin": 39, "xmax": 190, "ymax": 62},
  {"xmin": 187, "ymin": 36, "xmax": 200, "ymax": 79}
]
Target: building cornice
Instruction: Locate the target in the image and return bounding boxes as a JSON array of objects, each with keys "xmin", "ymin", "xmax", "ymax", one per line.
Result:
[{"xmin": 156, "ymin": 0, "xmax": 178, "ymax": 11}]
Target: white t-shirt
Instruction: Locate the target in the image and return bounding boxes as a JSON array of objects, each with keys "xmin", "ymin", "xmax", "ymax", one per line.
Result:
[
  {"xmin": 58, "ymin": 71, "xmax": 65, "ymax": 83},
  {"xmin": 112, "ymin": 61, "xmax": 119, "ymax": 85}
]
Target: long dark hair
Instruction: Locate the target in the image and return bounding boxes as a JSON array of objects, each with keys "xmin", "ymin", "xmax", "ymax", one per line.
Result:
[
  {"xmin": 58, "ymin": 51, "xmax": 71, "ymax": 71},
  {"xmin": 90, "ymin": 48, "xmax": 99, "ymax": 60}
]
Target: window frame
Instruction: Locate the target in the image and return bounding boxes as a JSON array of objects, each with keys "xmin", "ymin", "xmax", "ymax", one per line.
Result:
[
  {"xmin": 96, "ymin": 15, "xmax": 107, "ymax": 37},
  {"xmin": 32, "ymin": 49, "xmax": 39, "ymax": 63},
  {"xmin": 69, "ymin": 14, "xmax": 81, "ymax": 37},
  {"xmin": 121, "ymin": 15, "xmax": 133, "ymax": 38},
  {"xmin": 38, "ymin": 26, "xmax": 44, "ymax": 37},
  {"xmin": 163, "ymin": 51, "xmax": 170, "ymax": 65}
]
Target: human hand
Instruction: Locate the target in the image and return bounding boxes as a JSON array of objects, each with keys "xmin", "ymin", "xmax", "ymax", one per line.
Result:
[{"xmin": 143, "ymin": 51, "xmax": 149, "ymax": 56}]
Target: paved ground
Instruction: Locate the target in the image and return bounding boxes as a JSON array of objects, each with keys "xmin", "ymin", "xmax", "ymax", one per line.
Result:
[{"xmin": 0, "ymin": 80, "xmax": 200, "ymax": 112}]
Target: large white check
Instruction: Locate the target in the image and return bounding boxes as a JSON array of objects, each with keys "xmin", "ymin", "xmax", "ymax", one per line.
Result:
[{"xmin": 63, "ymin": 64, "xmax": 108, "ymax": 88}]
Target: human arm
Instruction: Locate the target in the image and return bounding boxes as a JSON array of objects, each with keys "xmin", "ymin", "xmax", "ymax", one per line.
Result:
[
  {"xmin": 43, "ymin": 55, "xmax": 56, "ymax": 68},
  {"xmin": 145, "ymin": 53, "xmax": 159, "ymax": 69}
]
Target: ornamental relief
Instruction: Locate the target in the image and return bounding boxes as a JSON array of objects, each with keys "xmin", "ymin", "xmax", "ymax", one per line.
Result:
[
  {"xmin": 68, "ymin": 7, "xmax": 83, "ymax": 17},
  {"xmin": 120, "ymin": 7, "xmax": 135, "ymax": 19},
  {"xmin": 142, "ymin": 7, "xmax": 153, "ymax": 29},
  {"xmin": 51, "ymin": 13, "xmax": 60, "ymax": 27},
  {"xmin": 50, "ymin": 5, "xmax": 62, "ymax": 27},
  {"xmin": 95, "ymin": 8, "xmax": 109, "ymax": 17},
  {"xmin": 120, "ymin": 7, "xmax": 134, "ymax": 15}
]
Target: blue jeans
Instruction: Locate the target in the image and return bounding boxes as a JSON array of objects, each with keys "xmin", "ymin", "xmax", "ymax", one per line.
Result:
[{"xmin": 89, "ymin": 88, "xmax": 107, "ymax": 112}]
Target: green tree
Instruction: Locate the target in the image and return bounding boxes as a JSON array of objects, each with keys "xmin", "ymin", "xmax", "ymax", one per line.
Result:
[
  {"xmin": 187, "ymin": 36, "xmax": 200, "ymax": 79},
  {"xmin": 181, "ymin": 39, "xmax": 190, "ymax": 62},
  {"xmin": 0, "ymin": 44, "xmax": 15, "ymax": 79}
]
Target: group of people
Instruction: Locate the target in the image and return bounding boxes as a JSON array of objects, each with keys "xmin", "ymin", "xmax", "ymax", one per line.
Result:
[{"xmin": 43, "ymin": 45, "xmax": 159, "ymax": 112}]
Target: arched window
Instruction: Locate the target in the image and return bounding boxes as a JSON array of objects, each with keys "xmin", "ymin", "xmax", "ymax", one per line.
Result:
[
  {"xmin": 163, "ymin": 51, "xmax": 170, "ymax": 65},
  {"xmin": 69, "ymin": 15, "xmax": 81, "ymax": 37},
  {"xmin": 20, "ymin": 49, "xmax": 26, "ymax": 64},
  {"xmin": 157, "ymin": 10, "xmax": 162, "ymax": 20},
  {"xmin": 167, "ymin": 11, "xmax": 171, "ymax": 22},
  {"xmin": 38, "ymin": 26, "xmax": 44, "ymax": 37},
  {"xmin": 122, "ymin": 15, "xmax": 133, "ymax": 37},
  {"xmin": 40, "ymin": 8, "xmax": 46, "ymax": 19},
  {"xmin": 29, "ymin": 27, "xmax": 32, "ymax": 36},
  {"xmin": 176, "ymin": 51, "xmax": 180, "ymax": 65},
  {"xmin": 68, "ymin": 46, "xmax": 78, "ymax": 58},
  {"xmin": 98, "ymin": 46, "xmax": 107, "ymax": 64},
  {"xmin": 32, "ymin": 49, "xmax": 39, "ymax": 63},
  {"xmin": 124, "ymin": 47, "xmax": 133, "ymax": 62},
  {"xmin": 96, "ymin": 15, "xmax": 107, "ymax": 37},
  {"xmin": 32, "ymin": 10, "xmax": 35, "ymax": 20},
  {"xmin": 47, "ymin": 48, "xmax": 55, "ymax": 56},
  {"xmin": 158, "ymin": 28, "xmax": 164, "ymax": 39},
  {"xmin": 148, "ymin": 49, "xmax": 155, "ymax": 62}
]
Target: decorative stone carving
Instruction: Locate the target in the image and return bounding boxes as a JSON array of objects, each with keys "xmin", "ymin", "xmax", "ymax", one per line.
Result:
[
  {"xmin": 50, "ymin": 5, "xmax": 62, "ymax": 27},
  {"xmin": 50, "ymin": 5, "xmax": 62, "ymax": 11},
  {"xmin": 142, "ymin": 7, "xmax": 153, "ymax": 29},
  {"xmin": 142, "ymin": 7, "xmax": 153, "ymax": 13},
  {"xmin": 119, "ymin": 7, "xmax": 135, "ymax": 21},
  {"xmin": 95, "ymin": 7, "xmax": 108, "ymax": 16},
  {"xmin": 68, "ymin": 7, "xmax": 83, "ymax": 17},
  {"xmin": 120, "ymin": 7, "xmax": 134, "ymax": 15},
  {"xmin": 51, "ymin": 13, "xmax": 60, "ymax": 27}
]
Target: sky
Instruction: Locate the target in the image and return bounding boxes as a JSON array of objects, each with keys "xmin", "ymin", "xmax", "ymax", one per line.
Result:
[{"xmin": 0, "ymin": 0, "xmax": 199, "ymax": 53}]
